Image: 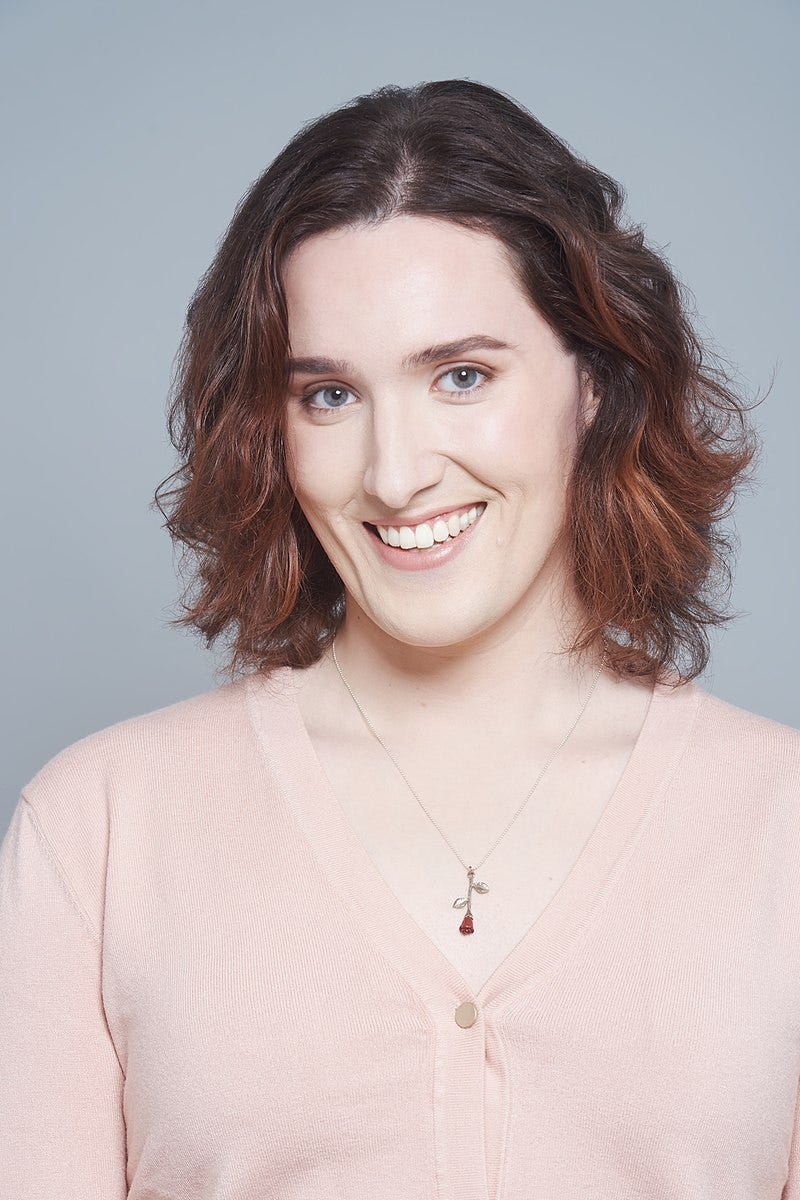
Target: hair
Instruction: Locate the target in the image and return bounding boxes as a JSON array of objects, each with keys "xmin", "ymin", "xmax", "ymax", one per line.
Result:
[{"xmin": 153, "ymin": 78, "xmax": 764, "ymax": 687}]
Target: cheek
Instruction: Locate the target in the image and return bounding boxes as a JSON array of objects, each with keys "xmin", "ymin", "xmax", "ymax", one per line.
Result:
[
  {"xmin": 473, "ymin": 402, "xmax": 567, "ymax": 488},
  {"xmin": 283, "ymin": 422, "xmax": 360, "ymax": 524},
  {"xmin": 284, "ymin": 422, "xmax": 332, "ymax": 506}
]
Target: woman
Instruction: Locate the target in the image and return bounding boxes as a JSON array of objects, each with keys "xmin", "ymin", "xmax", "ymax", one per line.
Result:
[{"xmin": 2, "ymin": 79, "xmax": 799, "ymax": 1199}]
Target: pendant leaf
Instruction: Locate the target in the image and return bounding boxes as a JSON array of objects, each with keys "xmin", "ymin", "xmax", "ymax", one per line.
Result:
[
  {"xmin": 474, "ymin": 881, "xmax": 489, "ymax": 893},
  {"xmin": 453, "ymin": 897, "xmax": 468, "ymax": 908}
]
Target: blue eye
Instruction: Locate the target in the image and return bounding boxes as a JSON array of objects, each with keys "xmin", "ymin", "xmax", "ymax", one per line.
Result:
[
  {"xmin": 298, "ymin": 384, "xmax": 354, "ymax": 414},
  {"xmin": 297, "ymin": 364, "xmax": 491, "ymax": 416},
  {"xmin": 437, "ymin": 366, "xmax": 488, "ymax": 393}
]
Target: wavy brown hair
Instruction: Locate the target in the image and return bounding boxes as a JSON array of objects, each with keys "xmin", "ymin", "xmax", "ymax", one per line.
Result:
[{"xmin": 154, "ymin": 79, "xmax": 763, "ymax": 686}]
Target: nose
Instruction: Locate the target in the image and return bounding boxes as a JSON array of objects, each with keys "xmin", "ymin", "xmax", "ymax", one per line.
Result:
[{"xmin": 361, "ymin": 395, "xmax": 447, "ymax": 513}]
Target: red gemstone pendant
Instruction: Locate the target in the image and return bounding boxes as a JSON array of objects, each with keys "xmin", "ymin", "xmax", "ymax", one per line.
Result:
[{"xmin": 452, "ymin": 866, "xmax": 489, "ymax": 935}]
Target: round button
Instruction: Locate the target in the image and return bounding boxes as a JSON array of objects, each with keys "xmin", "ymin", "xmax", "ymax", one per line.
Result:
[{"xmin": 454, "ymin": 1000, "xmax": 479, "ymax": 1028}]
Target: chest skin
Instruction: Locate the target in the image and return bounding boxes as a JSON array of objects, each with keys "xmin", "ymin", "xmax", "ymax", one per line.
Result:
[{"xmin": 296, "ymin": 672, "xmax": 653, "ymax": 996}]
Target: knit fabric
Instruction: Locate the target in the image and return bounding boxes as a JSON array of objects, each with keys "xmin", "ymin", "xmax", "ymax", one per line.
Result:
[{"xmin": 2, "ymin": 664, "xmax": 800, "ymax": 1199}]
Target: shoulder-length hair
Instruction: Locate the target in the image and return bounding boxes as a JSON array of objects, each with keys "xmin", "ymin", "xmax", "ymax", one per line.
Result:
[{"xmin": 154, "ymin": 79, "xmax": 762, "ymax": 687}]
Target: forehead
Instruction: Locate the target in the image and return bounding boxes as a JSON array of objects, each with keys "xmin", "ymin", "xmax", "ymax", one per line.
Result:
[{"xmin": 281, "ymin": 214, "xmax": 536, "ymax": 353}]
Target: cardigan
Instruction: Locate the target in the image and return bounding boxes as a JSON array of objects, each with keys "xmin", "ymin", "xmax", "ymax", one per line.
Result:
[{"xmin": 2, "ymin": 663, "xmax": 800, "ymax": 1199}]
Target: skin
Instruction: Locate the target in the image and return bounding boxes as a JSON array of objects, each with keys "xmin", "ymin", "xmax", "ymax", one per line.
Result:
[{"xmin": 281, "ymin": 213, "xmax": 652, "ymax": 820}]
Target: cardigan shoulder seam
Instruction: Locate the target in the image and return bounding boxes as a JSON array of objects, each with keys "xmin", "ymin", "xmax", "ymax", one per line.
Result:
[{"xmin": 18, "ymin": 792, "xmax": 101, "ymax": 949}]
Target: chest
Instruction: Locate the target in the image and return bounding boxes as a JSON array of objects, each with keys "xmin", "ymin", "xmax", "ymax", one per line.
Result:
[{"xmin": 307, "ymin": 727, "xmax": 639, "ymax": 995}]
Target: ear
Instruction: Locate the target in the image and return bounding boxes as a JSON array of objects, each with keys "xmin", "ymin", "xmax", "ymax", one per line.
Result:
[{"xmin": 578, "ymin": 369, "xmax": 601, "ymax": 431}]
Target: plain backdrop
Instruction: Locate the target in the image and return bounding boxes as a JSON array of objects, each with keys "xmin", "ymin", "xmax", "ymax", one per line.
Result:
[{"xmin": 1, "ymin": 0, "xmax": 797, "ymax": 829}]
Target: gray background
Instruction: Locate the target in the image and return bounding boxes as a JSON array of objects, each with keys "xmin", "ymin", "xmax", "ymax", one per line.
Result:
[{"xmin": 2, "ymin": 0, "xmax": 797, "ymax": 828}]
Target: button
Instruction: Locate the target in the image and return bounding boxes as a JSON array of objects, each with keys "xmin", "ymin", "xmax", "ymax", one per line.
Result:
[{"xmin": 454, "ymin": 1000, "xmax": 479, "ymax": 1028}]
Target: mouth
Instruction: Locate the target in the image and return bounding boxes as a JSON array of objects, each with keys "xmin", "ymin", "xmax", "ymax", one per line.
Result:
[{"xmin": 361, "ymin": 502, "xmax": 487, "ymax": 571}]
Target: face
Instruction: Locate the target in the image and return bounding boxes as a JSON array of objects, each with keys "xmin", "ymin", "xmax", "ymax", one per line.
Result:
[{"xmin": 281, "ymin": 214, "xmax": 595, "ymax": 651}]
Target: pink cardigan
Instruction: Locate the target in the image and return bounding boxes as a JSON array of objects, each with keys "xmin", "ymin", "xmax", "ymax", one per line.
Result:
[{"xmin": 2, "ymin": 664, "xmax": 800, "ymax": 1199}]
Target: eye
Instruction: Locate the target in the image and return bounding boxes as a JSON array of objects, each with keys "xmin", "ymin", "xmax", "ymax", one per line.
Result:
[
  {"xmin": 435, "ymin": 365, "xmax": 490, "ymax": 395},
  {"xmin": 297, "ymin": 384, "xmax": 356, "ymax": 415}
]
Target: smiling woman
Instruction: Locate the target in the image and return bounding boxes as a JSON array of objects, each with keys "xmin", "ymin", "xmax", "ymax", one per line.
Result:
[
  {"xmin": 279, "ymin": 213, "xmax": 602, "ymax": 614},
  {"xmin": 154, "ymin": 83, "xmax": 758, "ymax": 689},
  {"xmin": 3, "ymin": 78, "xmax": 800, "ymax": 1200}
]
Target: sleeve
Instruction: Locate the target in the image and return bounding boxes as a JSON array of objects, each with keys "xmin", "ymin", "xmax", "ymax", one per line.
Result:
[{"xmin": 0, "ymin": 794, "xmax": 128, "ymax": 1198}]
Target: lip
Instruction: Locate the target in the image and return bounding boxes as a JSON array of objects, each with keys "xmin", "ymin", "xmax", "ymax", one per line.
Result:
[
  {"xmin": 364, "ymin": 501, "xmax": 480, "ymax": 528},
  {"xmin": 363, "ymin": 503, "xmax": 486, "ymax": 572}
]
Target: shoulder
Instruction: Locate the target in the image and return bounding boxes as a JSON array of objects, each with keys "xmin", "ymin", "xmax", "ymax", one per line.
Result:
[
  {"xmin": 21, "ymin": 676, "xmax": 250, "ymax": 808},
  {"xmin": 687, "ymin": 680, "xmax": 800, "ymax": 785},
  {"xmin": 14, "ymin": 677, "xmax": 254, "ymax": 923}
]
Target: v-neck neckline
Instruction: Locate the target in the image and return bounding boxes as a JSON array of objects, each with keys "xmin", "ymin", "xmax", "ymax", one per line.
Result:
[{"xmin": 244, "ymin": 664, "xmax": 702, "ymax": 1014}]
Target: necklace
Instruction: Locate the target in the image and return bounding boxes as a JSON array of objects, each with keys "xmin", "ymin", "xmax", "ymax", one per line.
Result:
[{"xmin": 330, "ymin": 637, "xmax": 604, "ymax": 936}]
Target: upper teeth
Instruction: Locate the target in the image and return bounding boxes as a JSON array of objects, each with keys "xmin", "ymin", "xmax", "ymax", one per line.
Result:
[{"xmin": 376, "ymin": 503, "xmax": 486, "ymax": 549}]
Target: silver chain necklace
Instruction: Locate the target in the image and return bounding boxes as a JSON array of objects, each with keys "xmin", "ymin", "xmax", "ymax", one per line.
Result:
[{"xmin": 330, "ymin": 637, "xmax": 603, "ymax": 936}]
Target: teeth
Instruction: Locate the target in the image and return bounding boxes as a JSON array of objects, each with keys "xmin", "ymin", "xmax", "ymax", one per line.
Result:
[{"xmin": 377, "ymin": 503, "xmax": 485, "ymax": 550}]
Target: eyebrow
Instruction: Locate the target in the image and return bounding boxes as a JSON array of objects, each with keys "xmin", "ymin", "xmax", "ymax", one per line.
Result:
[{"xmin": 286, "ymin": 334, "xmax": 517, "ymax": 377}]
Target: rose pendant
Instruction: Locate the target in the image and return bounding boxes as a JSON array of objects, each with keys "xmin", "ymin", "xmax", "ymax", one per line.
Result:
[{"xmin": 452, "ymin": 865, "xmax": 490, "ymax": 935}]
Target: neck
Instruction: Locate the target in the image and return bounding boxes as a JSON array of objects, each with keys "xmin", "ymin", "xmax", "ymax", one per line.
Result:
[{"xmin": 325, "ymin": 583, "xmax": 609, "ymax": 751}]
